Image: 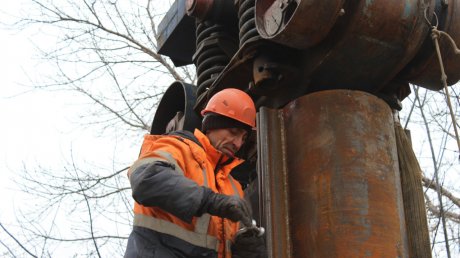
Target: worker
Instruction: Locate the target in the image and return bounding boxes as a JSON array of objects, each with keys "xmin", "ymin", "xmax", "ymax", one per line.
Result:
[{"xmin": 124, "ymin": 88, "xmax": 267, "ymax": 258}]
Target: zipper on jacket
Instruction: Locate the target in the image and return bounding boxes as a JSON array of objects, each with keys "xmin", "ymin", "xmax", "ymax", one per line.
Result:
[
  {"xmin": 213, "ymin": 155, "xmax": 224, "ymax": 175},
  {"xmin": 214, "ymin": 155, "xmax": 234, "ymax": 175}
]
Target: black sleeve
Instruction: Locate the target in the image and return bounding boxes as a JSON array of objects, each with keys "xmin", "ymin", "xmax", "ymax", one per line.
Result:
[{"xmin": 130, "ymin": 161, "xmax": 212, "ymax": 223}]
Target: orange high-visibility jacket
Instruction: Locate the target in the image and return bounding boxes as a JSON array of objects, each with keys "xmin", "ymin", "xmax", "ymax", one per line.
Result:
[{"xmin": 125, "ymin": 129, "xmax": 245, "ymax": 258}]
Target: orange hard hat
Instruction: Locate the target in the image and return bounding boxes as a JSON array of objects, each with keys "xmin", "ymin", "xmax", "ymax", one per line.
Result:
[{"xmin": 201, "ymin": 88, "xmax": 256, "ymax": 128}]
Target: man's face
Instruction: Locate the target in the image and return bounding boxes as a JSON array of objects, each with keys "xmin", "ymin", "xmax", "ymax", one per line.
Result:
[{"xmin": 206, "ymin": 128, "xmax": 248, "ymax": 157}]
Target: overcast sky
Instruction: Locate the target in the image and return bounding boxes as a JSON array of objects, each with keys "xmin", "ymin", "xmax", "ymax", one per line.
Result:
[
  {"xmin": 1, "ymin": 1, "xmax": 47, "ymax": 219},
  {"xmin": 0, "ymin": 0, "xmax": 137, "ymax": 235},
  {"xmin": 0, "ymin": 2, "xmax": 171, "ymax": 256}
]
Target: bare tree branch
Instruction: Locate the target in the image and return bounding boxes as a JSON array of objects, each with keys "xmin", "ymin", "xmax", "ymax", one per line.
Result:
[
  {"xmin": 73, "ymin": 158, "xmax": 102, "ymax": 258},
  {"xmin": 425, "ymin": 193, "xmax": 460, "ymax": 224},
  {"xmin": 423, "ymin": 176, "xmax": 460, "ymax": 209},
  {"xmin": 414, "ymin": 85, "xmax": 453, "ymax": 256},
  {"xmin": 0, "ymin": 222, "xmax": 37, "ymax": 258}
]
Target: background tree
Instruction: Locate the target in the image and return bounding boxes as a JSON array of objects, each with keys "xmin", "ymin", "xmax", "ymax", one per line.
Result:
[
  {"xmin": 0, "ymin": 0, "xmax": 459, "ymax": 257},
  {"xmin": 400, "ymin": 85, "xmax": 460, "ymax": 257},
  {"xmin": 2, "ymin": 0, "xmax": 195, "ymax": 257}
]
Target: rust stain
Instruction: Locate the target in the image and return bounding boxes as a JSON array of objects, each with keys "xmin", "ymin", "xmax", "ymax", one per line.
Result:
[{"xmin": 260, "ymin": 90, "xmax": 408, "ymax": 257}]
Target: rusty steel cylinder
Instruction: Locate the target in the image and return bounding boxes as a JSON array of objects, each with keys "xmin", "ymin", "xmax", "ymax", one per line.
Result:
[
  {"xmin": 255, "ymin": 0, "xmax": 460, "ymax": 91},
  {"xmin": 258, "ymin": 90, "xmax": 408, "ymax": 257}
]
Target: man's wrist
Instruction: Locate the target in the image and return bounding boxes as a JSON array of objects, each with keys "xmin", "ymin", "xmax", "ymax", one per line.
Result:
[{"xmin": 195, "ymin": 186, "xmax": 214, "ymax": 216}]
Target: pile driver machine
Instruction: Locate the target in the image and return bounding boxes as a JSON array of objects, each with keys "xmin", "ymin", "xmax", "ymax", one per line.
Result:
[{"xmin": 151, "ymin": 0, "xmax": 460, "ymax": 257}]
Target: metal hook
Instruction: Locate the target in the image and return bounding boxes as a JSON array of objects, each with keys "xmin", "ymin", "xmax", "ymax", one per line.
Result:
[{"xmin": 423, "ymin": 6, "xmax": 439, "ymax": 29}]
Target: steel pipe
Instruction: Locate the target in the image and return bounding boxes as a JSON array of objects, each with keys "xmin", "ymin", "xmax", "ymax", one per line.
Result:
[{"xmin": 258, "ymin": 90, "xmax": 409, "ymax": 257}]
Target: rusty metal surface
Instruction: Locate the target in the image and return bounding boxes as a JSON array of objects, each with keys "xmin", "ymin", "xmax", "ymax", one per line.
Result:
[
  {"xmin": 187, "ymin": 0, "xmax": 239, "ymax": 25},
  {"xmin": 194, "ymin": 38, "xmax": 305, "ymax": 111},
  {"xmin": 258, "ymin": 90, "xmax": 409, "ymax": 257},
  {"xmin": 186, "ymin": 0, "xmax": 213, "ymax": 20},
  {"xmin": 299, "ymin": 0, "xmax": 435, "ymax": 92},
  {"xmin": 200, "ymin": 0, "xmax": 441, "ymax": 110},
  {"xmin": 256, "ymin": 0, "xmax": 346, "ymax": 49},
  {"xmin": 258, "ymin": 107, "xmax": 293, "ymax": 258},
  {"xmin": 399, "ymin": 0, "xmax": 460, "ymax": 89},
  {"xmin": 160, "ymin": 0, "xmax": 460, "ymax": 111}
]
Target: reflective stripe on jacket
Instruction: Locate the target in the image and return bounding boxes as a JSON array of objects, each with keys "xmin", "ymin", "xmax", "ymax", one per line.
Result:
[{"xmin": 127, "ymin": 129, "xmax": 245, "ymax": 258}]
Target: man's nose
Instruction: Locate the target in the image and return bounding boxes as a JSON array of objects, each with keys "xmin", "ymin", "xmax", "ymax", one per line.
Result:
[{"xmin": 233, "ymin": 134, "xmax": 244, "ymax": 150}]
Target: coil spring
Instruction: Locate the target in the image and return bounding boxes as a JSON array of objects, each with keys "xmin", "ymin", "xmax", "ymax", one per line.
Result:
[
  {"xmin": 238, "ymin": 0, "xmax": 260, "ymax": 46},
  {"xmin": 195, "ymin": 22, "xmax": 232, "ymax": 96}
]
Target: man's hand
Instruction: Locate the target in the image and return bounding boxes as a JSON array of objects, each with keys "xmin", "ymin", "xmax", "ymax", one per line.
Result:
[
  {"xmin": 198, "ymin": 190, "xmax": 252, "ymax": 227},
  {"xmin": 231, "ymin": 228, "xmax": 267, "ymax": 258}
]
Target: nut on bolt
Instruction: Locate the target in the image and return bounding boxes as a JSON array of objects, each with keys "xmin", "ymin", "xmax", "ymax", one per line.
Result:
[
  {"xmin": 236, "ymin": 219, "xmax": 265, "ymax": 238},
  {"xmin": 186, "ymin": 0, "xmax": 214, "ymax": 20}
]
